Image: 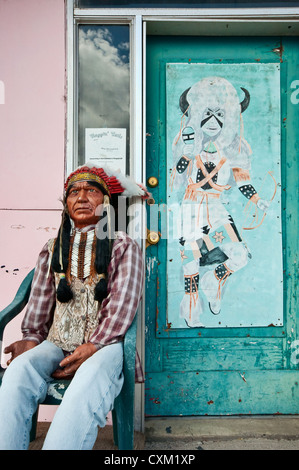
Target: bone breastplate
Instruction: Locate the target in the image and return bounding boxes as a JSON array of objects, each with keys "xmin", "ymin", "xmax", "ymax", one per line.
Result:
[{"xmin": 47, "ymin": 230, "xmax": 100, "ymax": 352}]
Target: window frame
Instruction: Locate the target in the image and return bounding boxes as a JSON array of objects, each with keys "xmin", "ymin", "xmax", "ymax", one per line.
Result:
[{"xmin": 66, "ymin": 9, "xmax": 143, "ymax": 178}]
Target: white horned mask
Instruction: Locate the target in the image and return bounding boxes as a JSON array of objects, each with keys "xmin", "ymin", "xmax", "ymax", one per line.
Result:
[{"xmin": 173, "ymin": 76, "xmax": 250, "ymax": 157}]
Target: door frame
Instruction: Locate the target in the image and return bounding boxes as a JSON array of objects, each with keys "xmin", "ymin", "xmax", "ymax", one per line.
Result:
[{"xmin": 66, "ymin": 0, "xmax": 299, "ymax": 431}]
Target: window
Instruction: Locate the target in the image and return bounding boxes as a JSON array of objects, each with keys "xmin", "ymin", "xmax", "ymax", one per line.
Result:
[{"xmin": 77, "ymin": 24, "xmax": 130, "ymax": 170}]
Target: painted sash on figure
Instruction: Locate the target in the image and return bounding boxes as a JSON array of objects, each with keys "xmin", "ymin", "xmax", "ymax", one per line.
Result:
[{"xmin": 166, "ymin": 63, "xmax": 283, "ymax": 328}]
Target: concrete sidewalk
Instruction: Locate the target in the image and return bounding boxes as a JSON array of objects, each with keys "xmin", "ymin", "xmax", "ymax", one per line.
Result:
[
  {"xmin": 144, "ymin": 416, "xmax": 299, "ymax": 450},
  {"xmin": 29, "ymin": 415, "xmax": 299, "ymax": 450}
]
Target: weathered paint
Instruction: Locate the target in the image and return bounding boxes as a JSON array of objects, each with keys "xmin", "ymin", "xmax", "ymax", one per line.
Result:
[
  {"xmin": 145, "ymin": 36, "xmax": 299, "ymax": 416},
  {"xmin": 145, "ymin": 370, "xmax": 299, "ymax": 416}
]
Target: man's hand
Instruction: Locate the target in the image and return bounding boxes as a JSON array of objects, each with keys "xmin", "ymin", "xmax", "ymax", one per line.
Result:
[
  {"xmin": 4, "ymin": 340, "xmax": 38, "ymax": 366},
  {"xmin": 52, "ymin": 342, "xmax": 97, "ymax": 379}
]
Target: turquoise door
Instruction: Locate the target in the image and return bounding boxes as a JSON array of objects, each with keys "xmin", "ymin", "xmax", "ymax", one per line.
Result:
[{"xmin": 145, "ymin": 35, "xmax": 299, "ymax": 417}]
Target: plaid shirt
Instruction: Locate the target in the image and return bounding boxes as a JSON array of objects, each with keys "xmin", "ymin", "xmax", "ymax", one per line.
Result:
[{"xmin": 21, "ymin": 231, "xmax": 144, "ymax": 383}]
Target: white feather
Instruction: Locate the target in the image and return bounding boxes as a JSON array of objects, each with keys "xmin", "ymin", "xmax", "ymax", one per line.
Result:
[{"xmin": 80, "ymin": 161, "xmax": 146, "ymax": 197}]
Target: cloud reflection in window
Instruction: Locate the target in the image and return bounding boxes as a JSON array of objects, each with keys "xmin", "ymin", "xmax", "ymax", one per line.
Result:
[{"xmin": 78, "ymin": 25, "xmax": 130, "ymax": 164}]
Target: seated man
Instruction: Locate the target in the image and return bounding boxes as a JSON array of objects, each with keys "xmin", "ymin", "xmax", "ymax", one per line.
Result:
[{"xmin": 0, "ymin": 164, "xmax": 148, "ymax": 450}]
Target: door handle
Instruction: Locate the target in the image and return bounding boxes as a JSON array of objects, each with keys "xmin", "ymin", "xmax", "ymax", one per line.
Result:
[
  {"xmin": 146, "ymin": 230, "xmax": 160, "ymax": 247},
  {"xmin": 147, "ymin": 176, "xmax": 158, "ymax": 188}
]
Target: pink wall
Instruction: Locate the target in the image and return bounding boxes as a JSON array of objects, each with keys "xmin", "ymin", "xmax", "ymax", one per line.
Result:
[{"xmin": 0, "ymin": 0, "xmax": 66, "ymax": 421}]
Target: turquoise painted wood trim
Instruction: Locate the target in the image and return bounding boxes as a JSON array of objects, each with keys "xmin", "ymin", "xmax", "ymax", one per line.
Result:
[
  {"xmin": 160, "ymin": 337, "xmax": 285, "ymax": 371},
  {"xmin": 281, "ymin": 38, "xmax": 299, "ymax": 370},
  {"xmin": 145, "ymin": 370, "xmax": 299, "ymax": 416}
]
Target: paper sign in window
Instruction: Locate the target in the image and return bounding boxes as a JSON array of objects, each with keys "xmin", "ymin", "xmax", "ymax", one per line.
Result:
[{"xmin": 85, "ymin": 128, "xmax": 126, "ymax": 173}]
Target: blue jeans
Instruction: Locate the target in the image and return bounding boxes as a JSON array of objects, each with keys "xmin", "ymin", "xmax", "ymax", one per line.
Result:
[{"xmin": 0, "ymin": 340, "xmax": 124, "ymax": 450}]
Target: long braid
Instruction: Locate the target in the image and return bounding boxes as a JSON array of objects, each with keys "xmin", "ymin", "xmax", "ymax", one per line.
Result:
[
  {"xmin": 94, "ymin": 195, "xmax": 114, "ymax": 302},
  {"xmin": 51, "ymin": 205, "xmax": 73, "ymax": 302}
]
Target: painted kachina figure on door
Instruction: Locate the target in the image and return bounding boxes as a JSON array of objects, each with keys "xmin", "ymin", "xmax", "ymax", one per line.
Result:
[{"xmin": 170, "ymin": 76, "xmax": 276, "ymax": 327}]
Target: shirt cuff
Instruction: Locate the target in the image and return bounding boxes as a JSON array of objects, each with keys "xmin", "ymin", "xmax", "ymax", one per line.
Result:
[{"xmin": 22, "ymin": 333, "xmax": 43, "ymax": 344}]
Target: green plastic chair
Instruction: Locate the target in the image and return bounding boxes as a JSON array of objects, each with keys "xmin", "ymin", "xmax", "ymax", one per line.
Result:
[{"xmin": 0, "ymin": 269, "xmax": 137, "ymax": 450}]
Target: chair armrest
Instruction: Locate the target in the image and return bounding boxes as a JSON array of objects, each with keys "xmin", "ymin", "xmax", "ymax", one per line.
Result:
[{"xmin": 0, "ymin": 269, "xmax": 35, "ymax": 341}]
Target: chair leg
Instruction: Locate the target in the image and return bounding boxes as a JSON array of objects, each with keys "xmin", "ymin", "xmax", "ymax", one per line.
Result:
[
  {"xmin": 112, "ymin": 409, "xmax": 118, "ymax": 447},
  {"xmin": 113, "ymin": 396, "xmax": 134, "ymax": 450},
  {"xmin": 30, "ymin": 409, "xmax": 38, "ymax": 442},
  {"xmin": 116, "ymin": 419, "xmax": 134, "ymax": 450}
]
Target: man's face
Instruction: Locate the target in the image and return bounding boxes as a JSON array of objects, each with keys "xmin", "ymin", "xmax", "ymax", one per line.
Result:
[{"xmin": 66, "ymin": 181, "xmax": 104, "ymax": 228}]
